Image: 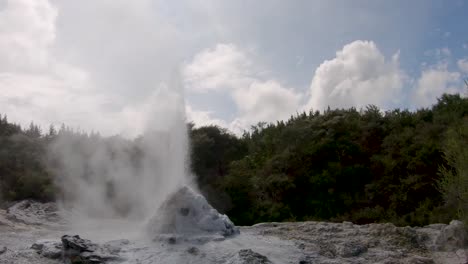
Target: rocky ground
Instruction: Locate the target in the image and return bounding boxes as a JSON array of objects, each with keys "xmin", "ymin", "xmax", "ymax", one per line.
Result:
[{"xmin": 0, "ymin": 199, "xmax": 467, "ymax": 264}]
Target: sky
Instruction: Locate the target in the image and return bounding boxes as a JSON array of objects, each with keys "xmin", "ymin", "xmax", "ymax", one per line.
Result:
[{"xmin": 0, "ymin": 0, "xmax": 467, "ymax": 136}]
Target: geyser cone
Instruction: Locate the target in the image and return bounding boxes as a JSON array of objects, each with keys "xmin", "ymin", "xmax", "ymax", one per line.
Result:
[{"xmin": 147, "ymin": 186, "xmax": 239, "ymax": 237}]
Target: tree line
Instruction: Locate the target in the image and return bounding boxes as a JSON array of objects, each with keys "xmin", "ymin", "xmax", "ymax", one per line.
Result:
[{"xmin": 0, "ymin": 93, "xmax": 467, "ymax": 227}]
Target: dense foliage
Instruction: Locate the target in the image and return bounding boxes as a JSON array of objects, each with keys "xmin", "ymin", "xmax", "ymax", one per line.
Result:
[
  {"xmin": 0, "ymin": 117, "xmax": 55, "ymax": 202},
  {"xmin": 0, "ymin": 93, "xmax": 467, "ymax": 227},
  {"xmin": 437, "ymin": 121, "xmax": 468, "ymax": 224},
  {"xmin": 192, "ymin": 94, "xmax": 468, "ymax": 226}
]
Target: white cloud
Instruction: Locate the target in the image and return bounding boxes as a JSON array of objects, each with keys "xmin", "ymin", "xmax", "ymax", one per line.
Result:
[
  {"xmin": 183, "ymin": 43, "xmax": 255, "ymax": 92},
  {"xmin": 306, "ymin": 40, "xmax": 404, "ymax": 111},
  {"xmin": 0, "ymin": 0, "xmax": 85, "ymax": 128},
  {"xmin": 413, "ymin": 63, "xmax": 461, "ymax": 108},
  {"xmin": 184, "ymin": 43, "xmax": 302, "ymax": 133},
  {"xmin": 0, "ymin": 0, "xmax": 118, "ymax": 134},
  {"xmin": 457, "ymin": 58, "xmax": 468, "ymax": 74},
  {"xmin": 233, "ymin": 80, "xmax": 301, "ymax": 124},
  {"xmin": 0, "ymin": 0, "xmax": 57, "ymax": 72}
]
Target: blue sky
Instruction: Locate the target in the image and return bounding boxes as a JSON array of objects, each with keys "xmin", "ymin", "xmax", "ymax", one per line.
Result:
[{"xmin": 0, "ymin": 0, "xmax": 467, "ymax": 136}]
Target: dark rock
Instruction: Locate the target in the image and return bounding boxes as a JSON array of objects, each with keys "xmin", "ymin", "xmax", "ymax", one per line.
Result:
[
  {"xmin": 61, "ymin": 235, "xmax": 122, "ymax": 264},
  {"xmin": 62, "ymin": 235, "xmax": 98, "ymax": 253},
  {"xmin": 187, "ymin": 246, "xmax": 199, "ymax": 255},
  {"xmin": 0, "ymin": 246, "xmax": 6, "ymax": 255},
  {"xmin": 168, "ymin": 236, "xmax": 177, "ymax": 244},
  {"xmin": 298, "ymin": 255, "xmax": 317, "ymax": 264}
]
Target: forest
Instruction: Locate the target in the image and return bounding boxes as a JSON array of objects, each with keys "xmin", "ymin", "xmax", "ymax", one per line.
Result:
[{"xmin": 0, "ymin": 93, "xmax": 467, "ymax": 227}]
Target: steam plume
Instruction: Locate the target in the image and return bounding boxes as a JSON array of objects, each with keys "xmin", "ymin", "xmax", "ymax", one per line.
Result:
[{"xmin": 48, "ymin": 80, "xmax": 190, "ymax": 233}]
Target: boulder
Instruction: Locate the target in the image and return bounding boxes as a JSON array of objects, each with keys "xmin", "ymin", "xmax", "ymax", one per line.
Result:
[
  {"xmin": 61, "ymin": 235, "xmax": 122, "ymax": 264},
  {"xmin": 62, "ymin": 235, "xmax": 98, "ymax": 253},
  {"xmin": 31, "ymin": 239, "xmax": 62, "ymax": 259},
  {"xmin": 147, "ymin": 186, "xmax": 239, "ymax": 237},
  {"xmin": 32, "ymin": 236, "xmax": 127, "ymax": 263}
]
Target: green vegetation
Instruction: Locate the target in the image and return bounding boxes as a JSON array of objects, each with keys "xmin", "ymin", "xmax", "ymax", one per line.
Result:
[
  {"xmin": 0, "ymin": 93, "xmax": 467, "ymax": 227},
  {"xmin": 192, "ymin": 94, "xmax": 468, "ymax": 226},
  {"xmin": 437, "ymin": 120, "xmax": 468, "ymax": 224},
  {"xmin": 0, "ymin": 117, "xmax": 55, "ymax": 202}
]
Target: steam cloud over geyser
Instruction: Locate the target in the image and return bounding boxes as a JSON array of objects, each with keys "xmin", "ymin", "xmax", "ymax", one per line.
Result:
[{"xmin": 48, "ymin": 83, "xmax": 193, "ymax": 232}]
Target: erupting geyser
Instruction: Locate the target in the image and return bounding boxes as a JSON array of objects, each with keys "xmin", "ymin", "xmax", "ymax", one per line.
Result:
[{"xmin": 47, "ymin": 81, "xmax": 238, "ymax": 239}]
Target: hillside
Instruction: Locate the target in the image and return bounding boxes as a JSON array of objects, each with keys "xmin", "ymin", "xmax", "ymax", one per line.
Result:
[{"xmin": 0, "ymin": 93, "xmax": 467, "ymax": 227}]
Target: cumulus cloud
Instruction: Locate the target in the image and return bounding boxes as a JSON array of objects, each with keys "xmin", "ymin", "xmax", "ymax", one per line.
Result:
[
  {"xmin": 306, "ymin": 40, "xmax": 404, "ymax": 111},
  {"xmin": 0, "ymin": 0, "xmax": 89, "ymax": 128},
  {"xmin": 412, "ymin": 63, "xmax": 462, "ymax": 108},
  {"xmin": 0, "ymin": 0, "xmax": 124, "ymax": 135},
  {"xmin": 184, "ymin": 43, "xmax": 302, "ymax": 134},
  {"xmin": 183, "ymin": 44, "xmax": 255, "ymax": 92}
]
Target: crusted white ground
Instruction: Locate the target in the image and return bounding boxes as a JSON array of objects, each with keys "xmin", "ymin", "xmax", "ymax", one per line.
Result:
[{"xmin": 1, "ymin": 200, "xmax": 467, "ymax": 264}]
